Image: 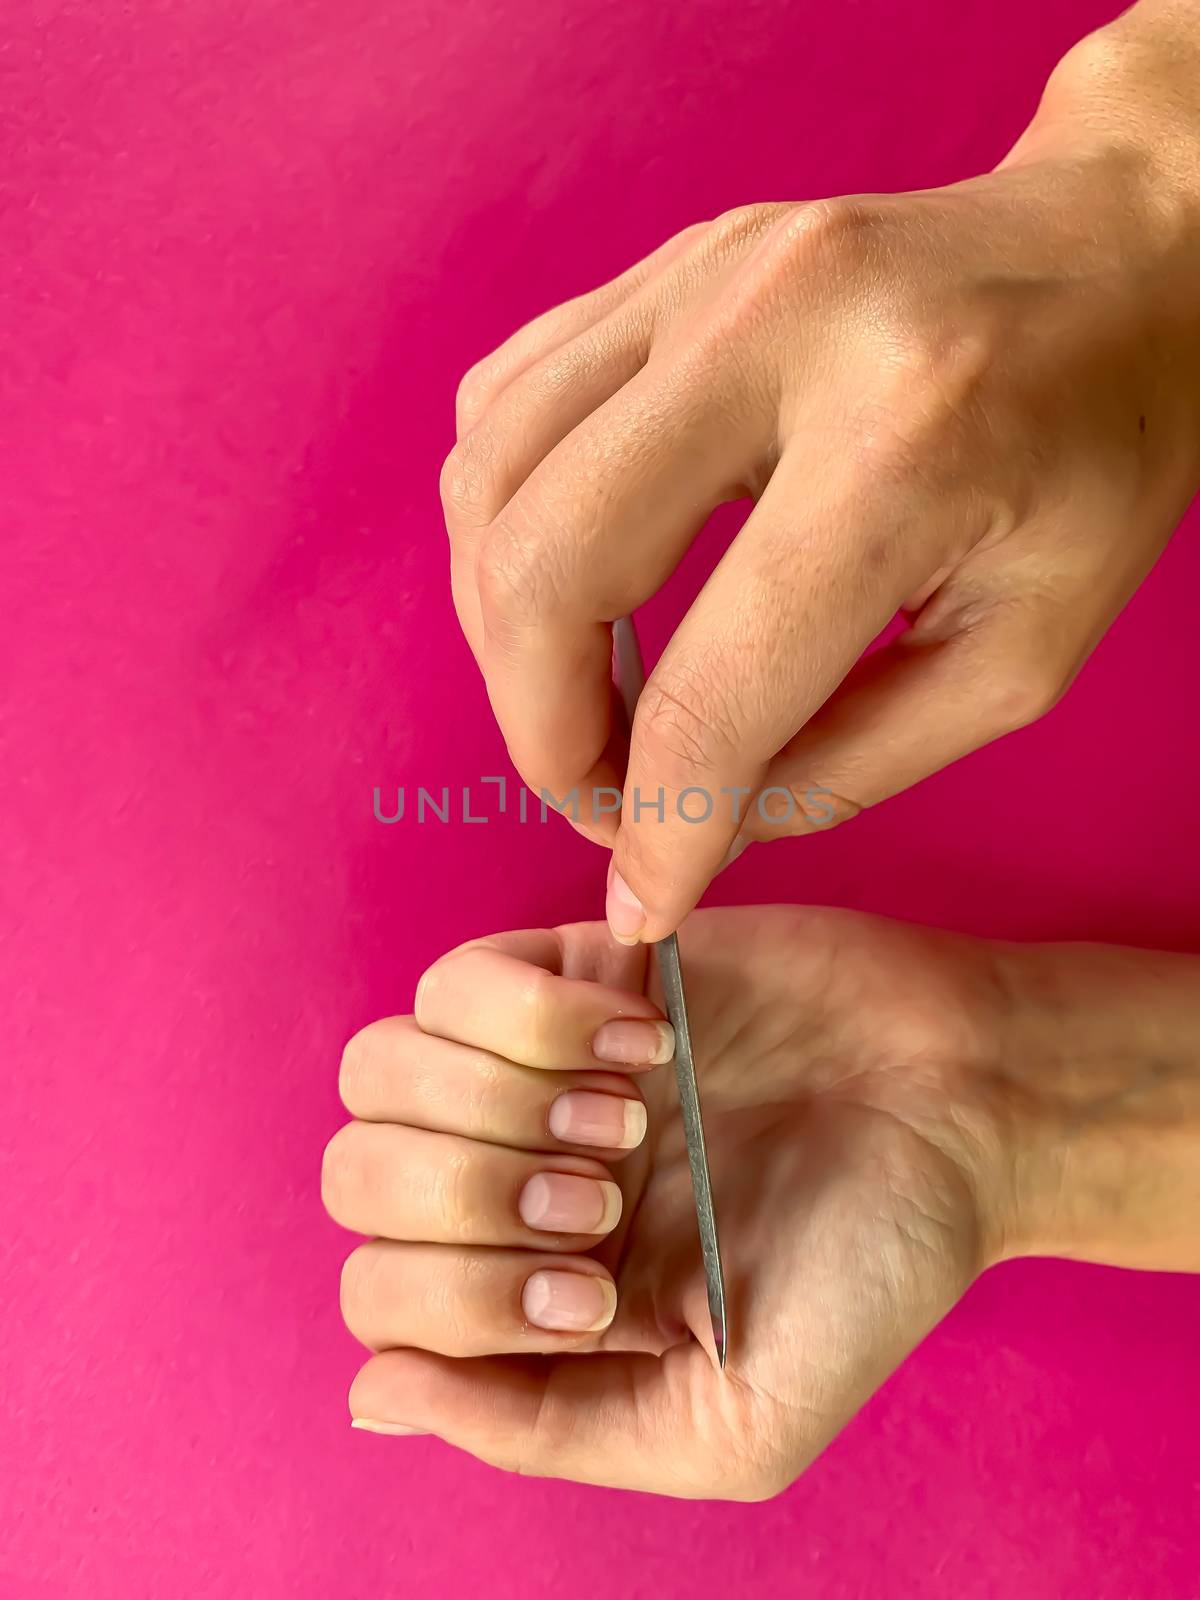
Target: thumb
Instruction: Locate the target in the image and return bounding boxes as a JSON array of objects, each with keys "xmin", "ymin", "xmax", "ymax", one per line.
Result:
[
  {"xmin": 744, "ymin": 612, "xmax": 1075, "ymax": 844},
  {"xmin": 348, "ymin": 1343, "xmax": 750, "ymax": 1497}
]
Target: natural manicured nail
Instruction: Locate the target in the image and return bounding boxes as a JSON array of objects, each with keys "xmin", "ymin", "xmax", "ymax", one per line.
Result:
[
  {"xmin": 350, "ymin": 1419, "xmax": 428, "ymax": 1436},
  {"xmin": 522, "ymin": 1270, "xmax": 617, "ymax": 1333},
  {"xmin": 592, "ymin": 1018, "xmax": 674, "ymax": 1067},
  {"xmin": 717, "ymin": 834, "xmax": 751, "ymax": 873},
  {"xmin": 518, "ymin": 1172, "xmax": 622, "ymax": 1234},
  {"xmin": 606, "ymin": 863, "xmax": 645, "ymax": 945},
  {"xmin": 548, "ymin": 1090, "xmax": 647, "ymax": 1149}
]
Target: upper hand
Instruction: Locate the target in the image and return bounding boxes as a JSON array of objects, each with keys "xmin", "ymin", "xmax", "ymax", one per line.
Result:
[{"xmin": 442, "ymin": 40, "xmax": 1200, "ymax": 941}]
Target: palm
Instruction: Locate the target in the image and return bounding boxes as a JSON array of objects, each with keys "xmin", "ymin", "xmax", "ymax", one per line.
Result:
[{"xmin": 564, "ymin": 906, "xmax": 999, "ymax": 1489}]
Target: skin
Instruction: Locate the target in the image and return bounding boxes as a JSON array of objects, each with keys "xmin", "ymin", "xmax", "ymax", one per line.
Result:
[
  {"xmin": 440, "ymin": 0, "xmax": 1200, "ymax": 942},
  {"xmin": 322, "ymin": 907, "xmax": 1200, "ymax": 1498}
]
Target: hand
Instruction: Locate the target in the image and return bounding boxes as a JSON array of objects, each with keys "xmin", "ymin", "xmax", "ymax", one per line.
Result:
[
  {"xmin": 441, "ymin": 14, "xmax": 1200, "ymax": 941},
  {"xmin": 321, "ymin": 907, "xmax": 1200, "ymax": 1497}
]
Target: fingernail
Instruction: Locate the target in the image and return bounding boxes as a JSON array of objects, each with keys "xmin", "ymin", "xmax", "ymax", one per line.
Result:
[
  {"xmin": 522, "ymin": 1270, "xmax": 617, "ymax": 1333},
  {"xmin": 518, "ymin": 1172, "xmax": 622, "ymax": 1234},
  {"xmin": 716, "ymin": 834, "xmax": 751, "ymax": 873},
  {"xmin": 574, "ymin": 816, "xmax": 614, "ymax": 848},
  {"xmin": 592, "ymin": 1018, "xmax": 674, "ymax": 1067},
  {"xmin": 548, "ymin": 1090, "xmax": 648, "ymax": 1149},
  {"xmin": 606, "ymin": 864, "xmax": 645, "ymax": 945},
  {"xmin": 350, "ymin": 1419, "xmax": 429, "ymax": 1436}
]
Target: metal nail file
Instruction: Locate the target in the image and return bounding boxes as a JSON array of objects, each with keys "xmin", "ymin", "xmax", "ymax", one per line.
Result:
[{"xmin": 612, "ymin": 615, "xmax": 728, "ymax": 1370}]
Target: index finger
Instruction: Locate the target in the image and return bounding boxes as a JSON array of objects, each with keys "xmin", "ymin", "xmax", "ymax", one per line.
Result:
[
  {"xmin": 415, "ymin": 929, "xmax": 674, "ymax": 1072},
  {"xmin": 472, "ymin": 352, "xmax": 765, "ymax": 840}
]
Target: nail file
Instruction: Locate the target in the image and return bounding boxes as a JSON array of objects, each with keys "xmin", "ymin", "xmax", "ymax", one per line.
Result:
[{"xmin": 612, "ymin": 615, "xmax": 729, "ymax": 1370}]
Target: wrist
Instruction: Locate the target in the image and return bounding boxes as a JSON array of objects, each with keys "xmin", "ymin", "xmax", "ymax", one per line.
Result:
[
  {"xmin": 1005, "ymin": 9, "xmax": 1200, "ymax": 221},
  {"xmin": 983, "ymin": 940, "xmax": 1200, "ymax": 1274},
  {"xmin": 989, "ymin": 14, "xmax": 1200, "ymax": 498}
]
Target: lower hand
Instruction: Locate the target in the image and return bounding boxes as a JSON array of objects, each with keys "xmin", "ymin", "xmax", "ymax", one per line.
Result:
[{"xmin": 322, "ymin": 907, "xmax": 1200, "ymax": 1497}]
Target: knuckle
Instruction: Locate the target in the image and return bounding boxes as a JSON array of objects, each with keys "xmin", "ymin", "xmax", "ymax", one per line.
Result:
[
  {"xmin": 439, "ymin": 429, "xmax": 497, "ymax": 529},
  {"xmin": 636, "ymin": 668, "xmax": 737, "ymax": 780},
  {"xmin": 513, "ymin": 965, "xmax": 555, "ymax": 1058},
  {"xmin": 525, "ymin": 344, "xmax": 587, "ymax": 407},
  {"xmin": 439, "ymin": 442, "xmax": 475, "ymax": 523},
  {"xmin": 681, "ymin": 205, "xmax": 793, "ymax": 316},
  {"xmin": 637, "ymin": 683, "xmax": 713, "ymax": 774},
  {"xmin": 457, "ymin": 1049, "xmax": 506, "ymax": 1134},
  {"xmin": 799, "ymin": 783, "xmax": 860, "ymax": 829},
  {"xmin": 434, "ymin": 1148, "xmax": 475, "ymax": 1240},
  {"xmin": 699, "ymin": 200, "xmax": 889, "ymax": 366},
  {"xmin": 705, "ymin": 203, "xmax": 777, "ymax": 256},
  {"xmin": 756, "ymin": 783, "xmax": 860, "ymax": 834},
  {"xmin": 989, "ymin": 659, "xmax": 1062, "ymax": 733},
  {"xmin": 655, "ymin": 218, "xmax": 712, "ymax": 276},
  {"xmin": 454, "ymin": 362, "xmax": 494, "ymax": 434},
  {"xmin": 475, "ymin": 518, "xmax": 546, "ymax": 632},
  {"xmin": 778, "ymin": 195, "xmax": 882, "ymax": 271},
  {"xmin": 416, "ymin": 940, "xmax": 484, "ymax": 1020}
]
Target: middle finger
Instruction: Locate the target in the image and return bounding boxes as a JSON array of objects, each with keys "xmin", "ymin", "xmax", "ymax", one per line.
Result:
[{"xmin": 472, "ymin": 349, "xmax": 769, "ymax": 811}]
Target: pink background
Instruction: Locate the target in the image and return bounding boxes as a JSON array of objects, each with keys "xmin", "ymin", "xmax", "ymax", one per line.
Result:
[{"xmin": 4, "ymin": 0, "xmax": 1199, "ymax": 1594}]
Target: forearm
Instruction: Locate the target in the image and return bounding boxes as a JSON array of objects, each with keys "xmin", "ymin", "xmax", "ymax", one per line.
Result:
[{"xmin": 988, "ymin": 940, "xmax": 1200, "ymax": 1274}]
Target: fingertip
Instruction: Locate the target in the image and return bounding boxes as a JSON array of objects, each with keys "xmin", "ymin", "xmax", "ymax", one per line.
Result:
[
  {"xmin": 574, "ymin": 818, "xmax": 616, "ymax": 849},
  {"xmin": 608, "ymin": 826, "xmax": 721, "ymax": 945},
  {"xmin": 350, "ymin": 1419, "xmax": 429, "ymax": 1437},
  {"xmin": 349, "ymin": 1347, "xmax": 546, "ymax": 1453},
  {"xmin": 605, "ymin": 860, "xmax": 646, "ymax": 944},
  {"xmin": 715, "ymin": 833, "xmax": 752, "ymax": 873}
]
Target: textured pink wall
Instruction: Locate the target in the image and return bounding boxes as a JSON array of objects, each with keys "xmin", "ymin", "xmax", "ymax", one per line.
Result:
[{"xmin": 4, "ymin": 0, "xmax": 1199, "ymax": 1594}]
